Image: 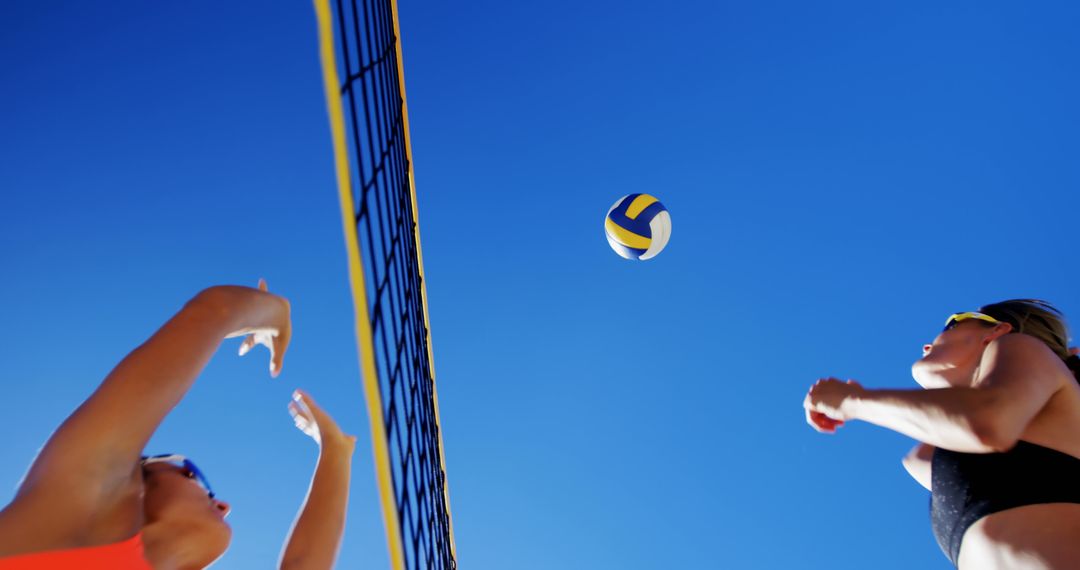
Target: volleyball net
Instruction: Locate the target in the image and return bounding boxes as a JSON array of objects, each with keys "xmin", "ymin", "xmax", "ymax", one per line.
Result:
[{"xmin": 312, "ymin": 0, "xmax": 457, "ymax": 568}]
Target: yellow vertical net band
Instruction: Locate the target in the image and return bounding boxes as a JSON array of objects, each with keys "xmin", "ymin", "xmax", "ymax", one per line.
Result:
[{"xmin": 313, "ymin": 0, "xmax": 457, "ymax": 567}]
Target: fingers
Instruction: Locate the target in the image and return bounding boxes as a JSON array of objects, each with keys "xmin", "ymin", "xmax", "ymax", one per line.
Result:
[
  {"xmin": 243, "ymin": 329, "xmax": 285, "ymax": 377},
  {"xmin": 258, "ymin": 279, "xmax": 289, "ymax": 378},
  {"xmin": 291, "ymin": 390, "xmax": 357, "ymax": 448},
  {"xmin": 238, "ymin": 333, "xmax": 257, "ymax": 356},
  {"xmin": 288, "ymin": 400, "xmax": 318, "ymax": 439},
  {"xmin": 288, "ymin": 391, "xmax": 333, "ymax": 445},
  {"xmin": 806, "ymin": 409, "xmax": 844, "ymax": 433},
  {"xmin": 271, "ymin": 323, "xmax": 291, "ymax": 378},
  {"xmin": 807, "ymin": 410, "xmax": 838, "ymax": 431},
  {"xmin": 231, "ymin": 278, "xmax": 291, "ymax": 379},
  {"xmin": 293, "ymin": 389, "xmax": 328, "ymax": 422},
  {"xmin": 255, "ymin": 278, "xmax": 283, "ymax": 377},
  {"xmin": 805, "ymin": 408, "xmax": 824, "ymax": 432},
  {"xmin": 294, "ymin": 388, "xmax": 314, "ymax": 405},
  {"xmin": 819, "ymin": 412, "xmax": 844, "ymax": 429},
  {"xmin": 805, "ymin": 378, "xmax": 850, "ymax": 433}
]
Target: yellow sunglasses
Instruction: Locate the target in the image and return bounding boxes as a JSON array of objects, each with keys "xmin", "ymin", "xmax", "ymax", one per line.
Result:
[{"xmin": 943, "ymin": 311, "xmax": 1002, "ymax": 332}]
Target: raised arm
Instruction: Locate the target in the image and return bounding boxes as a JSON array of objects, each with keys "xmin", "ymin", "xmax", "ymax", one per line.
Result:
[
  {"xmin": 804, "ymin": 334, "xmax": 1066, "ymax": 453},
  {"xmin": 280, "ymin": 390, "xmax": 357, "ymax": 570},
  {"xmin": 9, "ymin": 283, "xmax": 290, "ymax": 520}
]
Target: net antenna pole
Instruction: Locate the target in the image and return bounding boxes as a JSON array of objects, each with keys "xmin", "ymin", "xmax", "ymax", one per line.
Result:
[{"xmin": 313, "ymin": 0, "xmax": 457, "ymax": 566}]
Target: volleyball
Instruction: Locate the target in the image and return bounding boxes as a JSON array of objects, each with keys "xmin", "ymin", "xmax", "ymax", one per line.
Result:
[{"xmin": 605, "ymin": 194, "xmax": 671, "ymax": 260}]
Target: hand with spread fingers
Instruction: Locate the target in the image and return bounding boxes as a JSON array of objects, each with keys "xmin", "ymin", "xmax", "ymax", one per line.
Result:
[
  {"xmin": 288, "ymin": 390, "xmax": 357, "ymax": 453},
  {"xmin": 281, "ymin": 389, "xmax": 356, "ymax": 569},
  {"xmin": 233, "ymin": 278, "xmax": 292, "ymax": 378}
]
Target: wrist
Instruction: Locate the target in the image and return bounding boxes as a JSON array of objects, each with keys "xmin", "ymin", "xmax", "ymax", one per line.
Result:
[
  {"xmin": 320, "ymin": 435, "xmax": 357, "ymax": 457},
  {"xmin": 842, "ymin": 387, "xmax": 868, "ymax": 420},
  {"xmin": 194, "ymin": 285, "xmax": 286, "ymax": 335}
]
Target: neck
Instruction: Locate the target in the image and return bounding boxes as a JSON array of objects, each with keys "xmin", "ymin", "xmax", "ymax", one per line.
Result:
[{"xmin": 140, "ymin": 520, "xmax": 210, "ymax": 570}]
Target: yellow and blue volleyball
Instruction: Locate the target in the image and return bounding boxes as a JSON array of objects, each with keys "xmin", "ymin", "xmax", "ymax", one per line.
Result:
[{"xmin": 604, "ymin": 193, "xmax": 671, "ymax": 260}]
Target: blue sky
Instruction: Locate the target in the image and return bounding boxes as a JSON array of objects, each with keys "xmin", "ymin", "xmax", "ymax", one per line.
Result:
[{"xmin": 2, "ymin": 1, "xmax": 1078, "ymax": 569}]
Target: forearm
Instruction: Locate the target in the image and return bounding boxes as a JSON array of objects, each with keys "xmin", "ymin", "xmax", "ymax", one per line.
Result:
[
  {"xmin": 280, "ymin": 442, "xmax": 355, "ymax": 570},
  {"xmin": 849, "ymin": 388, "xmax": 998, "ymax": 452},
  {"xmin": 97, "ymin": 287, "xmax": 275, "ymax": 436},
  {"xmin": 37, "ymin": 286, "xmax": 281, "ymax": 474}
]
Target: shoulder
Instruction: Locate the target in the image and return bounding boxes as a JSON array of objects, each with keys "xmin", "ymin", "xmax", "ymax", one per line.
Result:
[
  {"xmin": 978, "ymin": 333, "xmax": 1068, "ymax": 391},
  {"xmin": 0, "ymin": 465, "xmax": 144, "ymax": 556},
  {"xmin": 987, "ymin": 333, "xmax": 1065, "ymax": 367},
  {"xmin": 994, "ymin": 331, "xmax": 1057, "ymax": 352}
]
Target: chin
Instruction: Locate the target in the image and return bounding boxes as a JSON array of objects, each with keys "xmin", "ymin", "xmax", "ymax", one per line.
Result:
[
  {"xmin": 203, "ymin": 528, "xmax": 232, "ymax": 565},
  {"xmin": 211, "ymin": 519, "xmax": 233, "ymax": 548},
  {"xmin": 911, "ymin": 360, "xmax": 948, "ymax": 389},
  {"xmin": 194, "ymin": 517, "xmax": 232, "ymax": 561}
]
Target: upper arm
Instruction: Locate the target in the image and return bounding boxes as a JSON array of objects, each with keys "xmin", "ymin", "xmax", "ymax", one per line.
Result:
[
  {"xmin": 11, "ymin": 292, "xmax": 231, "ymax": 527},
  {"xmin": 974, "ymin": 333, "xmax": 1066, "ymax": 449}
]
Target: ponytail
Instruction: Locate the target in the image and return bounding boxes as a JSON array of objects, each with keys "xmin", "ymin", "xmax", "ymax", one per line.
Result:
[{"xmin": 1067, "ymin": 354, "xmax": 1080, "ymax": 384}]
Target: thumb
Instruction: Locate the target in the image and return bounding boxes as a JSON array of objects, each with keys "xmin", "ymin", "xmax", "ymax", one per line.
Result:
[
  {"xmin": 271, "ymin": 326, "xmax": 291, "ymax": 379},
  {"xmin": 238, "ymin": 335, "xmax": 255, "ymax": 356}
]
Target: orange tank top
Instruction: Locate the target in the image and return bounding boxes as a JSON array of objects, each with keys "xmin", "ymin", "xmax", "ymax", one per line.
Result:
[{"xmin": 0, "ymin": 533, "xmax": 152, "ymax": 569}]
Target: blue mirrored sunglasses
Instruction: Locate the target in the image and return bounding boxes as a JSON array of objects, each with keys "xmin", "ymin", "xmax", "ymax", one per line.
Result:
[{"xmin": 141, "ymin": 454, "xmax": 215, "ymax": 499}]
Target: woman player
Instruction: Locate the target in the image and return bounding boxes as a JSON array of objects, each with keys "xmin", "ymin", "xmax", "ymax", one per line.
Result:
[
  {"xmin": 0, "ymin": 281, "xmax": 356, "ymax": 569},
  {"xmin": 804, "ymin": 300, "xmax": 1080, "ymax": 569}
]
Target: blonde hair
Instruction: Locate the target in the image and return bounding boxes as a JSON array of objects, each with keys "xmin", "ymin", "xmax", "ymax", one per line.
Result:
[{"xmin": 979, "ymin": 299, "xmax": 1079, "ymax": 381}]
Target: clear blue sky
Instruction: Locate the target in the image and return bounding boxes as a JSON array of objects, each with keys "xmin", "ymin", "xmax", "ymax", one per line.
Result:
[{"xmin": 2, "ymin": 1, "xmax": 1078, "ymax": 568}]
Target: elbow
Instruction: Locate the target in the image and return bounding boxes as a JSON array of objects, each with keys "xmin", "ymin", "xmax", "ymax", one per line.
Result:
[{"xmin": 971, "ymin": 421, "xmax": 1017, "ymax": 452}]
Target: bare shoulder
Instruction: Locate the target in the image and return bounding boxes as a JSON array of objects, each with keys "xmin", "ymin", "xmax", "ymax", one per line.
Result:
[
  {"xmin": 979, "ymin": 333, "xmax": 1070, "ymax": 389},
  {"xmin": 989, "ymin": 335, "xmax": 1080, "ymax": 457},
  {"xmin": 0, "ymin": 467, "xmax": 144, "ymax": 556},
  {"xmin": 992, "ymin": 333, "xmax": 1064, "ymax": 361}
]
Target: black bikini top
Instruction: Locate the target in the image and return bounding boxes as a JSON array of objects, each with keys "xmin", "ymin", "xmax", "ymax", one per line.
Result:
[{"xmin": 930, "ymin": 440, "xmax": 1080, "ymax": 566}]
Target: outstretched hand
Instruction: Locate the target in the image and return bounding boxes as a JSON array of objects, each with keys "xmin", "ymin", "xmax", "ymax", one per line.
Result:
[
  {"xmin": 234, "ymin": 278, "xmax": 292, "ymax": 377},
  {"xmin": 289, "ymin": 389, "xmax": 357, "ymax": 452},
  {"xmin": 804, "ymin": 377, "xmax": 865, "ymax": 434}
]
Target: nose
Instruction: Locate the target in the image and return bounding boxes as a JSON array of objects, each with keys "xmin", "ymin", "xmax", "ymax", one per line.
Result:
[{"xmin": 213, "ymin": 499, "xmax": 231, "ymax": 518}]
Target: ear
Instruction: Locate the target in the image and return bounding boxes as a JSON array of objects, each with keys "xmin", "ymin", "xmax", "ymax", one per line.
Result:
[{"xmin": 984, "ymin": 322, "xmax": 1014, "ymax": 343}]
